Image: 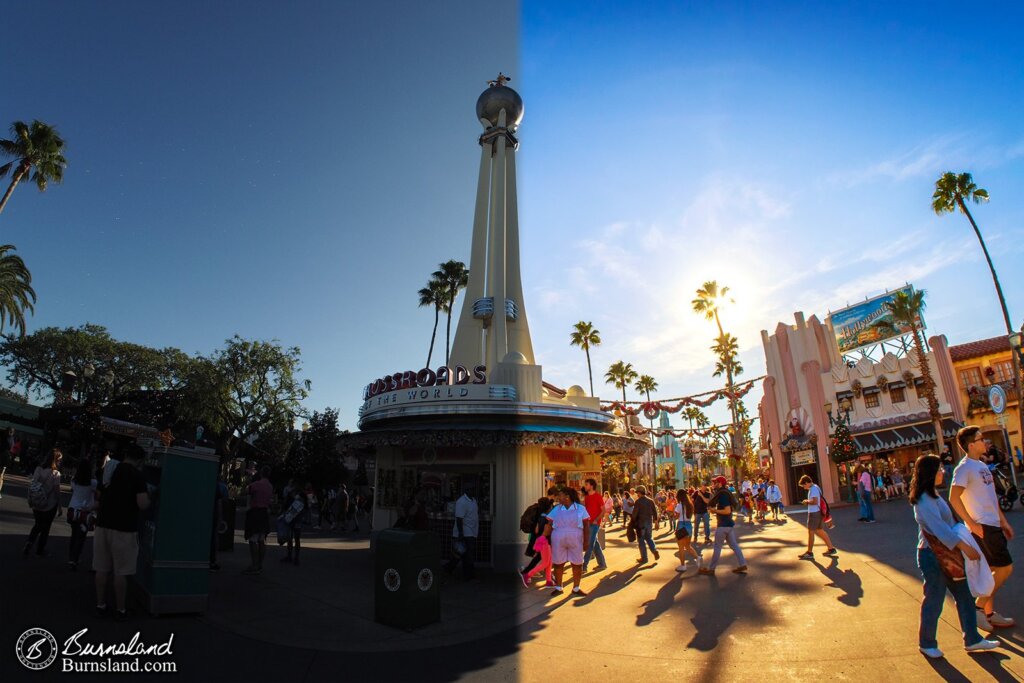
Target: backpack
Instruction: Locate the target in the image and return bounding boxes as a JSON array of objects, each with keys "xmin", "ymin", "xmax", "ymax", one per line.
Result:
[
  {"xmin": 819, "ymin": 495, "xmax": 833, "ymax": 526},
  {"xmin": 519, "ymin": 503, "xmax": 540, "ymax": 534},
  {"xmin": 27, "ymin": 480, "xmax": 47, "ymax": 510}
]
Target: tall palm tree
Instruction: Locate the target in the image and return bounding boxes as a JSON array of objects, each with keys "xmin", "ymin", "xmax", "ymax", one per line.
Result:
[
  {"xmin": 876, "ymin": 289, "xmax": 945, "ymax": 454},
  {"xmin": 432, "ymin": 260, "xmax": 469, "ymax": 365},
  {"xmin": 0, "ymin": 120, "xmax": 67, "ymax": 216},
  {"xmin": 634, "ymin": 374, "xmax": 658, "ymax": 404},
  {"xmin": 683, "ymin": 406, "xmax": 701, "ymax": 430},
  {"xmin": 693, "ymin": 281, "xmax": 742, "ymax": 484},
  {"xmin": 604, "ymin": 361, "xmax": 638, "ymax": 404},
  {"xmin": 417, "ymin": 277, "xmax": 448, "ymax": 368},
  {"xmin": 933, "ymin": 172, "xmax": 1011, "ymax": 334},
  {"xmin": 569, "ymin": 321, "xmax": 601, "ymax": 396},
  {"xmin": 0, "ymin": 245, "xmax": 36, "ymax": 336},
  {"xmin": 711, "ymin": 334, "xmax": 744, "ymax": 381}
]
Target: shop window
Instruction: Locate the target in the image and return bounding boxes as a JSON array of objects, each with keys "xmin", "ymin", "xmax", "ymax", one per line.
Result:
[
  {"xmin": 992, "ymin": 360, "xmax": 1014, "ymax": 383},
  {"xmin": 864, "ymin": 392, "xmax": 880, "ymax": 409},
  {"xmin": 959, "ymin": 367, "xmax": 982, "ymax": 389},
  {"xmin": 890, "ymin": 386, "xmax": 906, "ymax": 404}
]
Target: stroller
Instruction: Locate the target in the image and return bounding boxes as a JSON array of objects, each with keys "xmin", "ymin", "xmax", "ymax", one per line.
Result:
[{"xmin": 993, "ymin": 464, "xmax": 1021, "ymax": 511}]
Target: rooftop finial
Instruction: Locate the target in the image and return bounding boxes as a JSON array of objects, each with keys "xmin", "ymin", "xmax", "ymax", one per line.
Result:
[{"xmin": 487, "ymin": 72, "xmax": 511, "ymax": 87}]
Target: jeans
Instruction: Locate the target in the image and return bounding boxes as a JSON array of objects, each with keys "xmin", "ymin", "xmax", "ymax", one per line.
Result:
[
  {"xmin": 26, "ymin": 506, "xmax": 58, "ymax": 553},
  {"xmin": 583, "ymin": 524, "xmax": 606, "ymax": 569},
  {"xmin": 695, "ymin": 512, "xmax": 711, "ymax": 540},
  {"xmin": 860, "ymin": 491, "xmax": 875, "ymax": 521},
  {"xmin": 917, "ymin": 547, "xmax": 982, "ymax": 648},
  {"xmin": 636, "ymin": 522, "xmax": 657, "ymax": 561},
  {"xmin": 709, "ymin": 526, "xmax": 746, "ymax": 569},
  {"xmin": 69, "ymin": 521, "xmax": 90, "ymax": 564}
]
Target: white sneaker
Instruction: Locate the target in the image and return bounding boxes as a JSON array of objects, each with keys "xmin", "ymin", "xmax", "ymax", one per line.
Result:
[
  {"xmin": 675, "ymin": 564, "xmax": 687, "ymax": 573},
  {"xmin": 988, "ymin": 612, "xmax": 1015, "ymax": 627},
  {"xmin": 976, "ymin": 610, "xmax": 993, "ymax": 631},
  {"xmin": 919, "ymin": 647, "xmax": 943, "ymax": 659},
  {"xmin": 965, "ymin": 639, "xmax": 1001, "ymax": 653}
]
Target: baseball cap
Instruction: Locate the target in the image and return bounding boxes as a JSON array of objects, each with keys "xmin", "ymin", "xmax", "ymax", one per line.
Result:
[{"xmin": 712, "ymin": 476, "xmax": 728, "ymax": 486}]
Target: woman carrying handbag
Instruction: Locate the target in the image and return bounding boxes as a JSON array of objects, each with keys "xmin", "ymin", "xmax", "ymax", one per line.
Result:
[{"xmin": 911, "ymin": 454, "xmax": 999, "ymax": 658}]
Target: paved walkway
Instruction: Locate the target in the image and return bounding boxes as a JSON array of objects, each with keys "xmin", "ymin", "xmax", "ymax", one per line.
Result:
[{"xmin": 2, "ymin": 476, "xmax": 1022, "ymax": 681}]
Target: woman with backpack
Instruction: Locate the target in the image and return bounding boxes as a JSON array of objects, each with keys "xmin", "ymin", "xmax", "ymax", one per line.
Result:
[
  {"xmin": 520, "ymin": 497, "xmax": 555, "ymax": 588},
  {"xmin": 911, "ymin": 454, "xmax": 1000, "ymax": 658},
  {"xmin": 279, "ymin": 480, "xmax": 309, "ymax": 565},
  {"xmin": 673, "ymin": 489, "xmax": 701, "ymax": 573},
  {"xmin": 520, "ymin": 486, "xmax": 559, "ymax": 579},
  {"xmin": 24, "ymin": 448, "xmax": 64, "ymax": 557},
  {"xmin": 67, "ymin": 458, "xmax": 98, "ymax": 570}
]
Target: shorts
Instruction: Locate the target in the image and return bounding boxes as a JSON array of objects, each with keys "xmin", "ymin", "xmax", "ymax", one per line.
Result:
[
  {"xmin": 807, "ymin": 512, "xmax": 823, "ymax": 531},
  {"xmin": 551, "ymin": 530, "xmax": 584, "ymax": 565},
  {"xmin": 675, "ymin": 520, "xmax": 693, "ymax": 540},
  {"xmin": 245, "ymin": 507, "xmax": 270, "ymax": 542},
  {"xmin": 973, "ymin": 524, "xmax": 1013, "ymax": 568},
  {"xmin": 92, "ymin": 527, "xmax": 139, "ymax": 576}
]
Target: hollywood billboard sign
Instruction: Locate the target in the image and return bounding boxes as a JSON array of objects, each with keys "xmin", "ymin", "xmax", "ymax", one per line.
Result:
[{"xmin": 827, "ymin": 285, "xmax": 923, "ymax": 354}]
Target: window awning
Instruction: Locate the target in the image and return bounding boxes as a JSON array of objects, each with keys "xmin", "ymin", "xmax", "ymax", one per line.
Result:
[{"xmin": 852, "ymin": 419, "xmax": 961, "ymax": 454}]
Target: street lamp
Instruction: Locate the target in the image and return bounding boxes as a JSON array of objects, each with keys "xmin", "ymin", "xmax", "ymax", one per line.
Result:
[
  {"xmin": 1008, "ymin": 328, "xmax": 1023, "ymax": 485},
  {"xmin": 824, "ymin": 399, "xmax": 855, "ymax": 501}
]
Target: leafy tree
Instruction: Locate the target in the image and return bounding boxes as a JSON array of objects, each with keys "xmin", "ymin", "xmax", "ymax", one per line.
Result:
[
  {"xmin": 933, "ymin": 172, "xmax": 1015, "ymax": 340},
  {"xmin": 432, "ymin": 260, "xmax": 468, "ymax": 365},
  {"xmin": 0, "ymin": 120, "xmax": 67, "ymax": 216},
  {"xmin": 604, "ymin": 361, "xmax": 638, "ymax": 404},
  {"xmin": 288, "ymin": 407, "xmax": 342, "ymax": 490},
  {"xmin": 418, "ymin": 277, "xmax": 448, "ymax": 368},
  {"xmin": 0, "ymin": 245, "xmax": 36, "ymax": 336},
  {"xmin": 634, "ymin": 374, "xmax": 658, "ymax": 403},
  {"xmin": 194, "ymin": 336, "xmax": 311, "ymax": 459},
  {"xmin": 569, "ymin": 321, "xmax": 601, "ymax": 396},
  {"xmin": 875, "ymin": 289, "xmax": 945, "ymax": 454},
  {"xmin": 0, "ymin": 324, "xmax": 192, "ymax": 403}
]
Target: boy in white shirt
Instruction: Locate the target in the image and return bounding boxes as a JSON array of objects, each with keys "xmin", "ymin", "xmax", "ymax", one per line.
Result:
[{"xmin": 949, "ymin": 425, "xmax": 1015, "ymax": 631}]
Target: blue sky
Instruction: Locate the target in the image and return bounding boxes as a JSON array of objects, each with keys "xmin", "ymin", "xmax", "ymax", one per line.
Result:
[{"xmin": 3, "ymin": 2, "xmax": 1022, "ymax": 431}]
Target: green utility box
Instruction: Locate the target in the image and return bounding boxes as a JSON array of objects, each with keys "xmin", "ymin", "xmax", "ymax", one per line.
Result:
[
  {"xmin": 134, "ymin": 438, "xmax": 219, "ymax": 615},
  {"xmin": 374, "ymin": 529, "xmax": 441, "ymax": 630}
]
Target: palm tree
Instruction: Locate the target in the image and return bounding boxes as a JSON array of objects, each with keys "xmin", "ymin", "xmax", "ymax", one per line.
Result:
[
  {"xmin": 417, "ymin": 277, "xmax": 448, "ymax": 368},
  {"xmin": 0, "ymin": 120, "xmax": 67, "ymax": 216},
  {"xmin": 634, "ymin": 374, "xmax": 658, "ymax": 404},
  {"xmin": 604, "ymin": 361, "xmax": 638, "ymax": 404},
  {"xmin": 875, "ymin": 289, "xmax": 945, "ymax": 454},
  {"xmin": 432, "ymin": 260, "xmax": 469, "ymax": 365},
  {"xmin": 711, "ymin": 334, "xmax": 744, "ymax": 381},
  {"xmin": 693, "ymin": 281, "xmax": 742, "ymax": 485},
  {"xmin": 0, "ymin": 245, "xmax": 36, "ymax": 336},
  {"xmin": 683, "ymin": 406, "xmax": 701, "ymax": 430},
  {"xmin": 569, "ymin": 321, "xmax": 601, "ymax": 396},
  {"xmin": 933, "ymin": 172, "xmax": 1012, "ymax": 334}
]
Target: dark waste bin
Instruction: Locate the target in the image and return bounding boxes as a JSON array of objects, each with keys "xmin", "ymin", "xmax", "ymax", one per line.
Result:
[
  {"xmin": 217, "ymin": 499, "xmax": 236, "ymax": 552},
  {"xmin": 375, "ymin": 529, "xmax": 441, "ymax": 630}
]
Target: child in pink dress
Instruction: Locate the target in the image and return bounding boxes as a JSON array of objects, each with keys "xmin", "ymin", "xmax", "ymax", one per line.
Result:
[{"xmin": 525, "ymin": 534, "xmax": 554, "ymax": 586}]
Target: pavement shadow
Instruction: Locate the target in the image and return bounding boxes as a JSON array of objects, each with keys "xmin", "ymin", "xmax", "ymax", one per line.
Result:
[
  {"xmin": 635, "ymin": 570, "xmax": 698, "ymax": 627},
  {"xmin": 571, "ymin": 564, "xmax": 644, "ymax": 606},
  {"xmin": 810, "ymin": 556, "xmax": 864, "ymax": 607}
]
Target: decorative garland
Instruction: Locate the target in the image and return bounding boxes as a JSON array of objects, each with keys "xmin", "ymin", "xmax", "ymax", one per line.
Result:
[
  {"xmin": 601, "ymin": 378, "xmax": 761, "ymax": 420},
  {"xmin": 628, "ymin": 418, "xmax": 758, "ymax": 439},
  {"xmin": 337, "ymin": 428, "xmax": 650, "ymax": 456}
]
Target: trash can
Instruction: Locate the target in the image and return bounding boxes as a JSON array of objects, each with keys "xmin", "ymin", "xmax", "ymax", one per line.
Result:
[{"xmin": 374, "ymin": 529, "xmax": 441, "ymax": 630}]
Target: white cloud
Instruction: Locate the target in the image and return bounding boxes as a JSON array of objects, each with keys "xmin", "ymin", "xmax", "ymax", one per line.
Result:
[{"xmin": 828, "ymin": 136, "xmax": 965, "ymax": 187}]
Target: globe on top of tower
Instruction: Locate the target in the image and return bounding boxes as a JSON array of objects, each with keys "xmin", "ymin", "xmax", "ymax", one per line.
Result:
[{"xmin": 476, "ymin": 72, "xmax": 524, "ymax": 130}]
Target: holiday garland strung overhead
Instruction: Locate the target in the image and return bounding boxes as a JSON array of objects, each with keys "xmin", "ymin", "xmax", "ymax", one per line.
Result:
[
  {"xmin": 601, "ymin": 377, "xmax": 762, "ymax": 420},
  {"xmin": 627, "ymin": 418, "xmax": 758, "ymax": 439}
]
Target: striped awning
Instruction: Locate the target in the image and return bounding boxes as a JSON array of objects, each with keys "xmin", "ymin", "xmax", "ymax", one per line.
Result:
[{"xmin": 852, "ymin": 419, "xmax": 961, "ymax": 454}]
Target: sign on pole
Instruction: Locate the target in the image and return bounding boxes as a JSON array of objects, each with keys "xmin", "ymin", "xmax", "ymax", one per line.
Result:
[{"xmin": 988, "ymin": 385, "xmax": 1007, "ymax": 414}]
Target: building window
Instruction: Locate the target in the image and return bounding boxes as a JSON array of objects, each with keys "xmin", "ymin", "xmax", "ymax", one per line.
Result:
[
  {"xmin": 992, "ymin": 360, "xmax": 1014, "ymax": 383},
  {"xmin": 864, "ymin": 392, "xmax": 880, "ymax": 409},
  {"xmin": 959, "ymin": 367, "xmax": 982, "ymax": 389},
  {"xmin": 890, "ymin": 387, "xmax": 906, "ymax": 404}
]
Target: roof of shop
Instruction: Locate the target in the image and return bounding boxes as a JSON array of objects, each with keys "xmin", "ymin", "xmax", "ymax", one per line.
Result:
[
  {"xmin": 949, "ymin": 335, "xmax": 1010, "ymax": 361},
  {"xmin": 852, "ymin": 419, "xmax": 960, "ymax": 454}
]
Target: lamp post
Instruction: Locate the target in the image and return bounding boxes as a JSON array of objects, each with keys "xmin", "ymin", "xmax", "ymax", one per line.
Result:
[
  {"xmin": 1008, "ymin": 328, "xmax": 1023, "ymax": 485},
  {"xmin": 824, "ymin": 399, "xmax": 855, "ymax": 502}
]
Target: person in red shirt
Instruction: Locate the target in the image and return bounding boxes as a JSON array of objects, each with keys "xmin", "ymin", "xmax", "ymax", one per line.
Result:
[{"xmin": 581, "ymin": 478, "xmax": 607, "ymax": 573}]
